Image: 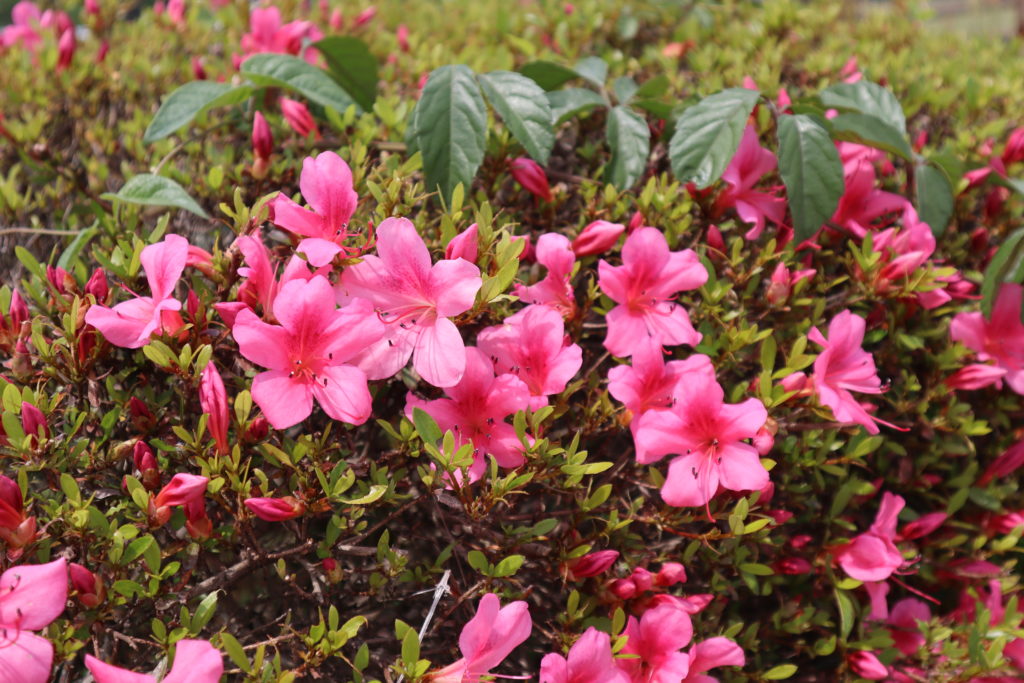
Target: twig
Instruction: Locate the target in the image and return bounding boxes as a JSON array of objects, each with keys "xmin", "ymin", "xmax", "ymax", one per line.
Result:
[
  {"xmin": 396, "ymin": 570, "xmax": 452, "ymax": 683},
  {"xmin": 0, "ymin": 227, "xmax": 84, "ymax": 237}
]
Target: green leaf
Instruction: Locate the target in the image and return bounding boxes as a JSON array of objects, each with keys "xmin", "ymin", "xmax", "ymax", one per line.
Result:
[
  {"xmin": 401, "ymin": 628, "xmax": 420, "ymax": 667},
  {"xmin": 313, "ymin": 37, "xmax": 378, "ymax": 111},
  {"xmin": 763, "ymin": 664, "xmax": 798, "ymax": 680},
  {"xmin": 777, "ymin": 114, "xmax": 845, "ymax": 242},
  {"xmin": 412, "ymin": 408, "xmax": 443, "ymax": 445},
  {"xmin": 668, "ymin": 88, "xmax": 761, "ymax": 188},
  {"xmin": 605, "ymin": 105, "xmax": 650, "ymax": 189},
  {"xmin": 192, "ymin": 591, "xmax": 219, "ymax": 633},
  {"xmin": 611, "ymin": 76, "xmax": 639, "ymax": 105},
  {"xmin": 241, "ymin": 54, "xmax": 357, "ymax": 113},
  {"xmin": 339, "ymin": 485, "xmax": 387, "ymax": 505},
  {"xmin": 412, "ymin": 65, "xmax": 487, "ymax": 204},
  {"xmin": 820, "ymin": 80, "xmax": 906, "ymax": 133},
  {"xmin": 519, "ymin": 60, "xmax": 579, "ymax": 91},
  {"xmin": 105, "ymin": 174, "xmax": 208, "ymax": 218},
  {"xmin": 492, "ymin": 554, "xmax": 525, "ymax": 577},
  {"xmin": 635, "ymin": 74, "xmax": 670, "ymax": 99},
  {"xmin": 478, "ymin": 71, "xmax": 555, "ymax": 164},
  {"xmin": 829, "ymin": 112, "xmax": 912, "ymax": 160},
  {"xmin": 57, "ymin": 227, "xmax": 98, "ymax": 271},
  {"xmin": 835, "ymin": 588, "xmax": 856, "ymax": 641},
  {"xmin": 547, "ymin": 88, "xmax": 606, "ymax": 124},
  {"xmin": 915, "ymin": 162, "xmax": 955, "ymax": 237},
  {"xmin": 220, "ymin": 633, "xmax": 250, "ymax": 673},
  {"xmin": 981, "ymin": 228, "xmax": 1024, "ymax": 319},
  {"xmin": 144, "ymin": 81, "xmax": 253, "ymax": 144},
  {"xmin": 573, "ymin": 56, "xmax": 607, "ymax": 87}
]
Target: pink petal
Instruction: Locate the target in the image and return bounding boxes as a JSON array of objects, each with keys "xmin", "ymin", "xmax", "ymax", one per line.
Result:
[
  {"xmin": 655, "ymin": 249, "xmax": 708, "ymax": 297},
  {"xmin": 251, "ymin": 370, "xmax": 314, "ymax": 430},
  {"xmin": 633, "ymin": 409, "xmax": 690, "ymax": 464},
  {"xmin": 604, "ymin": 305, "xmax": 648, "ymax": 357},
  {"xmin": 231, "ymin": 309, "xmax": 291, "ymax": 371},
  {"xmin": 141, "ymin": 234, "xmax": 188, "ymax": 301},
  {"xmin": 375, "ymin": 217, "xmax": 432, "ymax": 284},
  {"xmin": 296, "ymin": 238, "xmax": 344, "ymax": 267},
  {"xmin": 663, "ymin": 453, "xmax": 718, "ymax": 507},
  {"xmin": 163, "ymin": 639, "xmax": 224, "ymax": 683},
  {"xmin": 311, "ymin": 364, "xmax": 373, "ymax": 425},
  {"xmin": 431, "ymin": 258, "xmax": 482, "ymax": 318},
  {"xmin": 85, "ymin": 298, "xmax": 160, "ymax": 348},
  {"xmin": 716, "ymin": 398, "xmax": 768, "ymax": 442},
  {"xmin": 299, "ymin": 152, "xmax": 357, "ymax": 230},
  {"xmin": 271, "ymin": 276, "xmax": 336, "ymax": 337},
  {"xmin": 413, "ymin": 317, "xmax": 467, "ymax": 388},
  {"xmin": 688, "ymin": 637, "xmax": 745, "ymax": 674},
  {"xmin": 715, "ymin": 443, "xmax": 769, "ymax": 493},
  {"xmin": 0, "ymin": 631, "xmax": 57, "ymax": 683},
  {"xmin": 643, "ymin": 301, "xmax": 701, "ymax": 348},
  {"xmin": 85, "ymin": 655, "xmax": 154, "ymax": 683},
  {"xmin": 352, "ymin": 328, "xmax": 416, "ymax": 380},
  {"xmin": 319, "ymin": 298, "xmax": 386, "ymax": 363},
  {"xmin": 271, "ymin": 194, "xmax": 325, "ymax": 239},
  {"xmin": 0, "ymin": 558, "xmax": 67, "ymax": 630}
]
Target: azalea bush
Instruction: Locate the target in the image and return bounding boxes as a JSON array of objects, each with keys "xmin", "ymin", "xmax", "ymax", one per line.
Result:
[{"xmin": 2, "ymin": 0, "xmax": 1024, "ymax": 682}]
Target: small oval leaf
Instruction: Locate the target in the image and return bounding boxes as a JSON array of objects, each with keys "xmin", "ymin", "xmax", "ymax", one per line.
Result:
[{"xmin": 105, "ymin": 174, "xmax": 208, "ymax": 218}]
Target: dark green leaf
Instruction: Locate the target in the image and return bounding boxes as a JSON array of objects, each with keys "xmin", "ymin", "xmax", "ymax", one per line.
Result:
[
  {"xmin": 573, "ymin": 56, "xmax": 607, "ymax": 87},
  {"xmin": 915, "ymin": 162, "xmax": 954, "ymax": 237},
  {"xmin": 605, "ymin": 105, "xmax": 650, "ymax": 189},
  {"xmin": 820, "ymin": 80, "xmax": 906, "ymax": 133},
  {"xmin": 478, "ymin": 71, "xmax": 555, "ymax": 164},
  {"xmin": 313, "ymin": 37, "xmax": 378, "ymax": 111},
  {"xmin": 104, "ymin": 174, "xmax": 208, "ymax": 218},
  {"xmin": 144, "ymin": 81, "xmax": 253, "ymax": 144},
  {"xmin": 241, "ymin": 54, "xmax": 357, "ymax": 113},
  {"xmin": 519, "ymin": 60, "xmax": 578, "ymax": 91},
  {"xmin": 668, "ymin": 87, "xmax": 760, "ymax": 188},
  {"xmin": 777, "ymin": 114, "xmax": 845, "ymax": 242},
  {"xmin": 829, "ymin": 112, "xmax": 912, "ymax": 160},
  {"xmin": 981, "ymin": 228, "xmax": 1024, "ymax": 319},
  {"xmin": 412, "ymin": 65, "xmax": 487, "ymax": 204},
  {"xmin": 634, "ymin": 74, "xmax": 670, "ymax": 99},
  {"xmin": 412, "ymin": 407, "xmax": 443, "ymax": 445},
  {"xmin": 632, "ymin": 99, "xmax": 675, "ymax": 120},
  {"xmin": 547, "ymin": 88, "xmax": 606, "ymax": 124}
]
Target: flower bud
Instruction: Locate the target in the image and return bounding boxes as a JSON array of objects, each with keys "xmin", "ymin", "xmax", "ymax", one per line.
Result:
[
  {"xmin": 627, "ymin": 210, "xmax": 646, "ymax": 233},
  {"xmin": 245, "ymin": 496, "xmax": 306, "ymax": 522},
  {"xmin": 85, "ymin": 0, "xmax": 101, "ymax": 14},
  {"xmin": 779, "ymin": 372, "xmax": 808, "ymax": 394},
  {"xmin": 355, "ymin": 6, "xmax": 377, "ymax": 26},
  {"xmin": 6, "ymin": 290, "xmax": 29, "ymax": 332},
  {"xmin": 774, "ymin": 557, "xmax": 812, "ymax": 575},
  {"xmin": 706, "ymin": 224, "xmax": 725, "ymax": 254},
  {"xmin": 46, "ymin": 266, "xmax": 75, "ymax": 295},
  {"xmin": 329, "ymin": 9, "xmax": 343, "ymax": 31},
  {"xmin": 396, "ymin": 24, "xmax": 410, "ymax": 52},
  {"xmin": 128, "ymin": 396, "xmax": 156, "ymax": 432},
  {"xmin": 848, "ymin": 651, "xmax": 888, "ymax": 680},
  {"xmin": 567, "ymin": 550, "xmax": 619, "ymax": 579},
  {"xmin": 629, "ymin": 567, "xmax": 654, "ymax": 593},
  {"xmin": 0, "ymin": 476, "xmax": 23, "ymax": 520},
  {"xmin": 0, "ymin": 516, "xmax": 37, "ymax": 559},
  {"xmin": 96, "ymin": 40, "xmax": 110, "ymax": 63},
  {"xmin": 85, "ymin": 268, "xmax": 109, "ymax": 302},
  {"xmin": 153, "ymin": 473, "xmax": 208, "ymax": 510},
  {"xmin": 753, "ymin": 426, "xmax": 774, "ymax": 455},
  {"xmin": 200, "ymin": 363, "xmax": 230, "ymax": 456},
  {"xmin": 766, "ymin": 262, "xmax": 791, "ymax": 305},
  {"xmin": 21, "ymin": 402, "xmax": 49, "ymax": 445},
  {"xmin": 655, "ymin": 562, "xmax": 686, "ymax": 587},
  {"xmin": 191, "ymin": 56, "xmax": 207, "ymax": 80},
  {"xmin": 509, "ymin": 157, "xmax": 553, "ymax": 202},
  {"xmin": 323, "ymin": 557, "xmax": 344, "ymax": 583},
  {"xmin": 252, "ymin": 111, "xmax": 273, "ymax": 173},
  {"xmin": 445, "ymin": 224, "xmax": 479, "ymax": 263},
  {"xmin": 246, "ymin": 416, "xmax": 269, "ymax": 441},
  {"xmin": 608, "ymin": 578, "xmax": 637, "ymax": 600},
  {"xmin": 898, "ymin": 512, "xmax": 947, "ymax": 541},
  {"xmin": 572, "ymin": 220, "xmax": 625, "ymax": 257},
  {"xmin": 280, "ymin": 97, "xmax": 321, "ymax": 140},
  {"xmin": 70, "ymin": 562, "xmax": 105, "ymax": 607},
  {"xmin": 1002, "ymin": 127, "xmax": 1024, "ymax": 165},
  {"xmin": 56, "ymin": 28, "xmax": 75, "ymax": 72},
  {"xmin": 133, "ymin": 441, "xmax": 160, "ymax": 490}
]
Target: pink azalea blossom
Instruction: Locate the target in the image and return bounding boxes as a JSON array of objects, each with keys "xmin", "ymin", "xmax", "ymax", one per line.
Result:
[
  {"xmin": 427, "ymin": 593, "xmax": 531, "ymax": 682},
  {"xmin": 477, "ymin": 305, "xmax": 583, "ymax": 409},
  {"xmin": 573, "ymin": 220, "xmax": 625, "ymax": 257},
  {"xmin": 232, "ymin": 275, "xmax": 384, "ymax": 429},
  {"xmin": 598, "ymin": 227, "xmax": 707, "ymax": 357},
  {"xmin": 0, "ymin": 558, "xmax": 67, "ymax": 683},
  {"xmin": 245, "ymin": 496, "xmax": 305, "ymax": 522},
  {"xmin": 607, "ymin": 336, "xmax": 715, "ymax": 433},
  {"xmin": 86, "ymin": 639, "xmax": 223, "ymax": 683},
  {"xmin": 682, "ymin": 637, "xmax": 745, "ymax": 683},
  {"xmin": 270, "ymin": 151, "xmax": 361, "ymax": 267},
  {"xmin": 848, "ymin": 651, "xmax": 888, "ymax": 680},
  {"xmin": 1, "ymin": 2, "xmax": 43, "ymax": 51},
  {"xmin": 715, "ymin": 125, "xmax": 786, "ymax": 240},
  {"xmin": 887, "ymin": 598, "xmax": 930, "ymax": 656},
  {"xmin": 85, "ymin": 234, "xmax": 188, "ymax": 349},
  {"xmin": 240, "ymin": 6, "xmax": 321, "ymax": 63},
  {"xmin": 540, "ymin": 627, "xmax": 630, "ymax": 683},
  {"xmin": 514, "ymin": 233, "xmax": 576, "ymax": 318},
  {"xmin": 950, "ymin": 283, "xmax": 1024, "ymax": 394},
  {"xmin": 617, "ymin": 603, "xmax": 693, "ymax": 682},
  {"xmin": 837, "ymin": 491, "xmax": 905, "ymax": 583},
  {"xmin": 405, "ymin": 348, "xmax": 531, "ymax": 483},
  {"xmin": 224, "ymin": 232, "xmax": 321, "ymax": 324},
  {"xmin": 153, "ymin": 473, "xmax": 208, "ymax": 511},
  {"xmin": 809, "ymin": 310, "xmax": 899, "ymax": 434},
  {"xmin": 634, "ymin": 367, "xmax": 768, "ymax": 511},
  {"xmin": 340, "ymin": 217, "xmax": 482, "ymax": 388},
  {"xmin": 828, "ymin": 160, "xmax": 906, "ymax": 238}
]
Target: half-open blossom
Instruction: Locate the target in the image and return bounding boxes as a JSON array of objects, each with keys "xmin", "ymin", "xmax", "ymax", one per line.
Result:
[
  {"xmin": 446, "ymin": 224, "xmax": 479, "ymax": 263},
  {"xmin": 0, "ymin": 558, "xmax": 67, "ymax": 683},
  {"xmin": 598, "ymin": 227, "xmax": 707, "ymax": 357},
  {"xmin": 682, "ymin": 637, "xmax": 745, "ymax": 683},
  {"xmin": 340, "ymin": 217, "xmax": 482, "ymax": 388},
  {"xmin": 573, "ymin": 220, "xmax": 625, "ymax": 257},
  {"xmin": 86, "ymin": 639, "xmax": 223, "ymax": 683},
  {"xmin": 887, "ymin": 598, "xmax": 930, "ymax": 656},
  {"xmin": 1, "ymin": 2, "xmax": 43, "ymax": 51},
  {"xmin": 0, "ymin": 474, "xmax": 36, "ymax": 558},
  {"xmin": 848, "ymin": 651, "xmax": 888, "ymax": 680},
  {"xmin": 765, "ymin": 262, "xmax": 816, "ymax": 305},
  {"xmin": 715, "ymin": 125, "xmax": 785, "ymax": 240},
  {"xmin": 514, "ymin": 232, "xmax": 576, "ymax": 318},
  {"xmin": 199, "ymin": 363, "xmax": 229, "ymax": 455},
  {"xmin": 617, "ymin": 603, "xmax": 693, "ymax": 682},
  {"xmin": 70, "ymin": 562, "xmax": 105, "ymax": 608},
  {"xmin": 809, "ymin": 310, "xmax": 898, "ymax": 434},
  {"xmin": 426, "ymin": 593, "xmax": 531, "ymax": 682},
  {"xmin": 477, "ymin": 305, "xmax": 582, "ymax": 409},
  {"xmin": 510, "ymin": 157, "xmax": 553, "ymax": 202},
  {"xmin": 540, "ymin": 627, "xmax": 630, "ymax": 683},
  {"xmin": 85, "ymin": 234, "xmax": 188, "ymax": 349},
  {"xmin": 828, "ymin": 160, "xmax": 906, "ymax": 238},
  {"xmin": 232, "ymin": 276, "xmax": 384, "ymax": 429},
  {"xmin": 271, "ymin": 151, "xmax": 361, "ymax": 266},
  {"xmin": 245, "ymin": 496, "xmax": 306, "ymax": 522},
  {"xmin": 240, "ymin": 6, "xmax": 321, "ymax": 63},
  {"xmin": 405, "ymin": 348, "xmax": 531, "ymax": 483},
  {"xmin": 280, "ymin": 97, "xmax": 321, "ymax": 140},
  {"xmin": 950, "ymin": 283, "xmax": 1024, "ymax": 394},
  {"xmin": 634, "ymin": 369, "xmax": 768, "ymax": 511},
  {"xmin": 153, "ymin": 473, "xmax": 208, "ymax": 511},
  {"xmin": 837, "ymin": 491, "xmax": 905, "ymax": 583}
]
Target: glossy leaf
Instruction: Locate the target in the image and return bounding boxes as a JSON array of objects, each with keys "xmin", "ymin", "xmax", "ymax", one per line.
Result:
[
  {"xmin": 915, "ymin": 162, "xmax": 954, "ymax": 237},
  {"xmin": 241, "ymin": 53, "xmax": 357, "ymax": 113},
  {"xmin": 144, "ymin": 81, "xmax": 253, "ymax": 143},
  {"xmin": 314, "ymin": 36, "xmax": 378, "ymax": 111},
  {"xmin": 606, "ymin": 105, "xmax": 650, "ymax": 189},
  {"xmin": 820, "ymin": 80, "xmax": 906, "ymax": 133},
  {"xmin": 981, "ymin": 228, "xmax": 1024, "ymax": 320},
  {"xmin": 478, "ymin": 70, "xmax": 555, "ymax": 164},
  {"xmin": 547, "ymin": 88, "xmax": 606, "ymax": 124},
  {"xmin": 829, "ymin": 112, "xmax": 913, "ymax": 160},
  {"xmin": 104, "ymin": 174, "xmax": 209, "ymax": 218},
  {"xmin": 573, "ymin": 56, "xmax": 608, "ymax": 87},
  {"xmin": 777, "ymin": 114, "xmax": 845, "ymax": 242},
  {"xmin": 669, "ymin": 87, "xmax": 761, "ymax": 188},
  {"xmin": 519, "ymin": 60, "xmax": 578, "ymax": 91}
]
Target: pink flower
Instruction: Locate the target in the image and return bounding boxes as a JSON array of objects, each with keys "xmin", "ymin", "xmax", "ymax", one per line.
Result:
[
  {"xmin": 226, "ymin": 232, "xmax": 321, "ymax": 323},
  {"xmin": 445, "ymin": 224, "xmax": 479, "ymax": 263},
  {"xmin": 765, "ymin": 262, "xmax": 815, "ymax": 305},
  {"xmin": 829, "ymin": 160, "xmax": 907, "ymax": 238},
  {"xmin": 617, "ymin": 604, "xmax": 693, "ymax": 682},
  {"xmin": 427, "ymin": 593, "xmax": 531, "ymax": 682},
  {"xmin": 153, "ymin": 473, "xmax": 208, "ymax": 510},
  {"xmin": 540, "ymin": 627, "xmax": 630, "ymax": 683},
  {"xmin": 271, "ymin": 151, "xmax": 361, "ymax": 266},
  {"xmin": 566, "ymin": 550, "xmax": 619, "ymax": 579},
  {"xmin": 55, "ymin": 27, "xmax": 74, "ymax": 71},
  {"xmin": 715, "ymin": 125, "xmax": 785, "ymax": 240},
  {"xmin": 245, "ymin": 496, "xmax": 305, "ymax": 522},
  {"xmin": 848, "ymin": 651, "xmax": 888, "ymax": 680},
  {"xmin": 396, "ymin": 24, "xmax": 410, "ymax": 52},
  {"xmin": 199, "ymin": 363, "xmax": 230, "ymax": 455},
  {"xmin": 86, "ymin": 639, "xmax": 223, "ymax": 683},
  {"xmin": 607, "ymin": 336, "xmax": 715, "ymax": 432},
  {"xmin": 837, "ymin": 491, "xmax": 905, "ymax": 582},
  {"xmin": 573, "ymin": 220, "xmax": 626, "ymax": 257},
  {"xmin": 1, "ymin": 2, "xmax": 43, "ymax": 51},
  {"xmin": 231, "ymin": 275, "xmax": 384, "ymax": 429},
  {"xmin": 950, "ymin": 284, "xmax": 1024, "ymax": 394},
  {"xmin": 280, "ymin": 97, "xmax": 321, "ymax": 140},
  {"xmin": 598, "ymin": 228, "xmax": 707, "ymax": 357},
  {"xmin": 477, "ymin": 305, "xmax": 583, "ymax": 409},
  {"xmin": 241, "ymin": 6, "xmax": 321, "ymax": 63},
  {"xmin": 0, "ymin": 558, "xmax": 67, "ymax": 682},
  {"xmin": 887, "ymin": 598, "xmax": 930, "ymax": 656},
  {"xmin": 340, "ymin": 217, "xmax": 482, "ymax": 388},
  {"xmin": 510, "ymin": 157, "xmax": 553, "ymax": 202},
  {"xmin": 514, "ymin": 233, "xmax": 576, "ymax": 318},
  {"xmin": 809, "ymin": 310, "xmax": 898, "ymax": 434},
  {"xmin": 682, "ymin": 637, "xmax": 745, "ymax": 683},
  {"xmin": 405, "ymin": 348, "xmax": 531, "ymax": 483},
  {"xmin": 634, "ymin": 369, "xmax": 768, "ymax": 511}
]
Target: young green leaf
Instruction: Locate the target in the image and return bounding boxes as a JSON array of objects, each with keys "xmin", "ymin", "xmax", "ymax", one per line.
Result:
[{"xmin": 104, "ymin": 174, "xmax": 208, "ymax": 218}]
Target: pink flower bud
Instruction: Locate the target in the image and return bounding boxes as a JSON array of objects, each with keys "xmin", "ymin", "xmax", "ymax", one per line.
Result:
[
  {"xmin": 629, "ymin": 567, "xmax": 654, "ymax": 592},
  {"xmin": 200, "ymin": 363, "xmax": 230, "ymax": 455},
  {"xmin": 245, "ymin": 496, "xmax": 306, "ymax": 521},
  {"xmin": 608, "ymin": 578, "xmax": 636, "ymax": 600},
  {"xmin": 776, "ymin": 88, "xmax": 792, "ymax": 111},
  {"xmin": 153, "ymin": 473, "xmax": 208, "ymax": 510},
  {"xmin": 564, "ymin": 3, "xmax": 575, "ymax": 14},
  {"xmin": 246, "ymin": 416, "xmax": 269, "ymax": 441},
  {"xmin": 753, "ymin": 426, "xmax": 774, "ymax": 455},
  {"xmin": 766, "ymin": 263, "xmax": 791, "ymax": 305},
  {"xmin": 706, "ymin": 224, "xmax": 725, "ymax": 253},
  {"xmin": 510, "ymin": 234, "xmax": 534, "ymax": 263},
  {"xmin": 848, "ymin": 651, "xmax": 888, "ymax": 680},
  {"xmin": 627, "ymin": 210, "xmax": 645, "ymax": 233},
  {"xmin": 898, "ymin": 512, "xmax": 947, "ymax": 541},
  {"xmin": 56, "ymin": 28, "xmax": 75, "ymax": 72},
  {"xmin": 445, "ymin": 224, "xmax": 479, "ymax": 263},
  {"xmin": 85, "ymin": 269, "xmax": 108, "ymax": 301},
  {"xmin": 779, "ymin": 372, "xmax": 808, "ymax": 394},
  {"xmin": 567, "ymin": 550, "xmax": 619, "ymax": 579},
  {"xmin": 46, "ymin": 266, "xmax": 74, "ymax": 295},
  {"xmin": 85, "ymin": 0, "xmax": 101, "ymax": 15},
  {"xmin": 96, "ymin": 40, "xmax": 110, "ymax": 63},
  {"xmin": 1002, "ymin": 127, "xmax": 1024, "ymax": 165},
  {"xmin": 774, "ymin": 557, "xmax": 812, "ymax": 575},
  {"xmin": 153, "ymin": 1, "xmax": 165, "ymax": 16},
  {"xmin": 396, "ymin": 24, "xmax": 410, "ymax": 52},
  {"xmin": 280, "ymin": 97, "xmax": 321, "ymax": 140},
  {"xmin": 354, "ymin": 6, "xmax": 376, "ymax": 26},
  {"xmin": 133, "ymin": 441, "xmax": 160, "ymax": 490},
  {"xmin": 191, "ymin": 56, "xmax": 207, "ymax": 80},
  {"xmin": 21, "ymin": 402, "xmax": 48, "ymax": 444},
  {"xmin": 323, "ymin": 557, "xmax": 344, "ymax": 582},
  {"xmin": 509, "ymin": 157, "xmax": 553, "ymax": 202},
  {"xmin": 4, "ymin": 290, "xmax": 28, "ymax": 334},
  {"xmin": 655, "ymin": 562, "xmax": 686, "ymax": 587},
  {"xmin": 789, "ymin": 534, "xmax": 813, "ymax": 549},
  {"xmin": 128, "ymin": 397, "xmax": 156, "ymax": 431},
  {"xmin": 329, "ymin": 9, "xmax": 343, "ymax": 31},
  {"xmin": 252, "ymin": 111, "xmax": 273, "ymax": 163},
  {"xmin": 70, "ymin": 562, "xmax": 105, "ymax": 607},
  {"xmin": 572, "ymin": 220, "xmax": 625, "ymax": 256},
  {"xmin": 184, "ymin": 498, "xmax": 212, "ymax": 540}
]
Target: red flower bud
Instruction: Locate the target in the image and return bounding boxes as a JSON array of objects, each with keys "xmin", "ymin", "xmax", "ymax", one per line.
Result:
[
  {"xmin": 629, "ymin": 567, "xmax": 654, "ymax": 592},
  {"xmin": 355, "ymin": 6, "xmax": 377, "ymax": 26},
  {"xmin": 21, "ymin": 402, "xmax": 49, "ymax": 445},
  {"xmin": 85, "ymin": 268, "xmax": 108, "ymax": 301},
  {"xmin": 245, "ymin": 496, "xmax": 306, "ymax": 522},
  {"xmin": 280, "ymin": 97, "xmax": 321, "ymax": 140},
  {"xmin": 329, "ymin": 9, "xmax": 343, "ymax": 31},
  {"xmin": 246, "ymin": 416, "xmax": 269, "ymax": 441},
  {"xmin": 572, "ymin": 220, "xmax": 625, "ymax": 257},
  {"xmin": 396, "ymin": 24, "xmax": 410, "ymax": 52},
  {"xmin": 608, "ymin": 578, "xmax": 636, "ymax": 600},
  {"xmin": 655, "ymin": 562, "xmax": 686, "ymax": 587},
  {"xmin": 706, "ymin": 224, "xmax": 725, "ymax": 253},
  {"xmin": 56, "ymin": 28, "xmax": 75, "ymax": 72},
  {"xmin": 191, "ymin": 56, "xmax": 207, "ymax": 80},
  {"xmin": 6, "ymin": 290, "xmax": 29, "ymax": 332},
  {"xmin": 509, "ymin": 157, "xmax": 553, "ymax": 202},
  {"xmin": 774, "ymin": 557, "xmax": 812, "ymax": 575},
  {"xmin": 848, "ymin": 651, "xmax": 888, "ymax": 680},
  {"xmin": 46, "ymin": 266, "xmax": 74, "ymax": 295},
  {"xmin": 0, "ymin": 476, "xmax": 23, "ymax": 523},
  {"xmin": 627, "ymin": 210, "xmax": 646, "ymax": 233},
  {"xmin": 200, "ymin": 363, "xmax": 230, "ymax": 456},
  {"xmin": 133, "ymin": 441, "xmax": 160, "ymax": 490},
  {"xmin": 70, "ymin": 562, "xmax": 105, "ymax": 607},
  {"xmin": 445, "ymin": 224, "xmax": 479, "ymax": 263},
  {"xmin": 567, "ymin": 550, "xmax": 619, "ymax": 579},
  {"xmin": 252, "ymin": 111, "xmax": 273, "ymax": 162}
]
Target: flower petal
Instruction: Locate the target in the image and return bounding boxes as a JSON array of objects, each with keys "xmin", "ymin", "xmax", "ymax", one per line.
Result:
[
  {"xmin": 311, "ymin": 364, "xmax": 373, "ymax": 425},
  {"xmin": 251, "ymin": 370, "xmax": 313, "ymax": 430},
  {"xmin": 0, "ymin": 558, "xmax": 67, "ymax": 630},
  {"xmin": 413, "ymin": 318, "xmax": 467, "ymax": 388}
]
